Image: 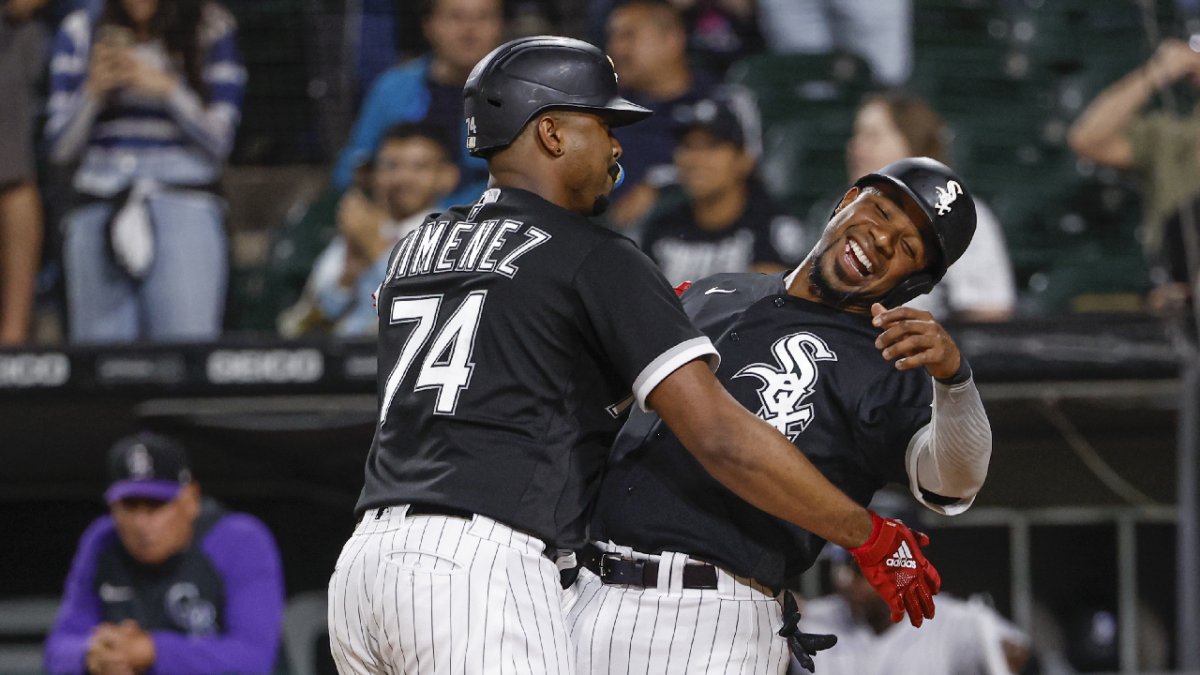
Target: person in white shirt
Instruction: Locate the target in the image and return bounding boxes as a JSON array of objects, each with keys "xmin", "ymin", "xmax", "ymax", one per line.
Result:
[
  {"xmin": 798, "ymin": 549, "xmax": 1031, "ymax": 675},
  {"xmin": 846, "ymin": 91, "xmax": 1016, "ymax": 322}
]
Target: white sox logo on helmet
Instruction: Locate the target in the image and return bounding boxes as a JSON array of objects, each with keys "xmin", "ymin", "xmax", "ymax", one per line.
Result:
[
  {"xmin": 934, "ymin": 180, "xmax": 963, "ymax": 216},
  {"xmin": 734, "ymin": 332, "xmax": 838, "ymax": 441}
]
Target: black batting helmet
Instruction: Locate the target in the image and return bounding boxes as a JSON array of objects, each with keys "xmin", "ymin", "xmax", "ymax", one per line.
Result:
[
  {"xmin": 463, "ymin": 36, "xmax": 652, "ymax": 157},
  {"xmin": 854, "ymin": 157, "xmax": 977, "ymax": 305}
]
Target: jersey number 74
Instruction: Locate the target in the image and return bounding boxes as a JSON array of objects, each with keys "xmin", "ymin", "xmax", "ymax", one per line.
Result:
[{"xmin": 379, "ymin": 291, "xmax": 488, "ymax": 423}]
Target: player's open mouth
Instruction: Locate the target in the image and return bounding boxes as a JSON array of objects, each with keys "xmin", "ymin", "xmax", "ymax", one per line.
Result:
[{"xmin": 841, "ymin": 239, "xmax": 873, "ymax": 279}]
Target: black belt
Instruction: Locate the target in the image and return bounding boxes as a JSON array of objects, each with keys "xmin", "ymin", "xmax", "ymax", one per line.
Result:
[
  {"xmin": 397, "ymin": 503, "xmax": 476, "ymax": 520},
  {"xmin": 377, "ymin": 504, "xmax": 557, "ymax": 562},
  {"xmin": 581, "ymin": 544, "xmax": 718, "ymax": 590}
]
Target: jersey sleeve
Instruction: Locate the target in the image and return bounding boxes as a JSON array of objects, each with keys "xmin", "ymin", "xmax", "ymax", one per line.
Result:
[
  {"xmin": 575, "ymin": 237, "xmax": 718, "ymax": 410},
  {"xmin": 852, "ymin": 368, "xmax": 933, "ymax": 486},
  {"xmin": 44, "ymin": 517, "xmax": 113, "ymax": 675}
]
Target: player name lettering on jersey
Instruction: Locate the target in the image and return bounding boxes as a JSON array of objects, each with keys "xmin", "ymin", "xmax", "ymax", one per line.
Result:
[{"xmin": 388, "ymin": 217, "xmax": 552, "ymax": 282}]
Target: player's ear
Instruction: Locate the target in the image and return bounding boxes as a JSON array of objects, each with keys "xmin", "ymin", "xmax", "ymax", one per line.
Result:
[
  {"xmin": 534, "ymin": 114, "xmax": 567, "ymax": 158},
  {"xmin": 834, "ymin": 186, "xmax": 861, "ymax": 215}
]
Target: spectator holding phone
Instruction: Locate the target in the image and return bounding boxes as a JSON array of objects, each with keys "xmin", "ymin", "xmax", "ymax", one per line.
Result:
[{"xmin": 46, "ymin": 0, "xmax": 245, "ymax": 343}]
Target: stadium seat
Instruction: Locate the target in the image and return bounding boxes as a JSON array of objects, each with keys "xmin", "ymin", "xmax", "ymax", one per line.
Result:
[
  {"xmin": 283, "ymin": 591, "xmax": 330, "ymax": 675},
  {"xmin": 0, "ymin": 596, "xmax": 60, "ymax": 675}
]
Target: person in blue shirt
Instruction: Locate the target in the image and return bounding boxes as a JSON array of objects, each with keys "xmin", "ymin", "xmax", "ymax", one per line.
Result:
[
  {"xmin": 331, "ymin": 0, "xmax": 503, "ymax": 208},
  {"xmin": 44, "ymin": 432, "xmax": 285, "ymax": 675}
]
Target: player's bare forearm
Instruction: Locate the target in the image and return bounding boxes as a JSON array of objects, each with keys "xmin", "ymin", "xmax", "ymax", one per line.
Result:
[{"xmin": 648, "ymin": 361, "xmax": 873, "ymax": 548}]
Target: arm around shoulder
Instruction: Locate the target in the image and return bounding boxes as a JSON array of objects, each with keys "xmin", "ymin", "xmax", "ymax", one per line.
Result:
[{"xmin": 647, "ymin": 360, "xmax": 874, "ymax": 548}]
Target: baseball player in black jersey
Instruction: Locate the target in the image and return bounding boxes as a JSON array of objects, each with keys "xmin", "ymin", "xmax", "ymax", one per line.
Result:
[
  {"xmin": 566, "ymin": 157, "xmax": 992, "ymax": 674},
  {"xmin": 327, "ymin": 37, "xmax": 940, "ymax": 675}
]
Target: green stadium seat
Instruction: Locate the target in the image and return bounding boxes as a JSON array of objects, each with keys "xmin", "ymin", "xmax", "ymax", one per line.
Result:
[{"xmin": 226, "ymin": 184, "xmax": 343, "ymax": 332}]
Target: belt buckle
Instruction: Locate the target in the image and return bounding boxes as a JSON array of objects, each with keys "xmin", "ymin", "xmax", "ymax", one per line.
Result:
[{"xmin": 598, "ymin": 552, "xmax": 622, "ymax": 580}]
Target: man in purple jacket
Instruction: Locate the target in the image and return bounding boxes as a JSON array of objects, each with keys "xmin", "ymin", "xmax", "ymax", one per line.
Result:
[{"xmin": 44, "ymin": 432, "xmax": 285, "ymax": 675}]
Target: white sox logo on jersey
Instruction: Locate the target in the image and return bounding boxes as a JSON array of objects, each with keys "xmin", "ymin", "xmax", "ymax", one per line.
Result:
[{"xmin": 734, "ymin": 332, "xmax": 838, "ymax": 440}]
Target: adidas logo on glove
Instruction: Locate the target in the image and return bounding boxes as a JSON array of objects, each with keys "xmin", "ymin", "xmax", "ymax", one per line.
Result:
[{"xmin": 885, "ymin": 541, "xmax": 918, "ymax": 569}]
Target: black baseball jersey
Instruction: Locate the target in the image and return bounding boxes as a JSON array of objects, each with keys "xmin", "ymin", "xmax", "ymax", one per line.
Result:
[
  {"xmin": 640, "ymin": 183, "xmax": 807, "ymax": 286},
  {"xmin": 356, "ymin": 187, "xmax": 717, "ymax": 550},
  {"xmin": 591, "ymin": 272, "xmax": 933, "ymax": 590}
]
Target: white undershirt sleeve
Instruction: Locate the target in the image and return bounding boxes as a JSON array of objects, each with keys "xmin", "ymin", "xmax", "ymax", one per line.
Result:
[{"xmin": 904, "ymin": 375, "xmax": 992, "ymax": 515}]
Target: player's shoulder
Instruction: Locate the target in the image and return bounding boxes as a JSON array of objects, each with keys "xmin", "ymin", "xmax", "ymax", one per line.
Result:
[
  {"xmin": 206, "ymin": 511, "xmax": 277, "ymax": 548},
  {"xmin": 76, "ymin": 515, "xmax": 120, "ymax": 558},
  {"xmin": 682, "ymin": 272, "xmax": 786, "ymax": 304}
]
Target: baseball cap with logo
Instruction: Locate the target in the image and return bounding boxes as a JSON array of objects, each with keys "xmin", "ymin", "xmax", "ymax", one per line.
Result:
[
  {"xmin": 673, "ymin": 97, "xmax": 746, "ymax": 148},
  {"xmin": 104, "ymin": 432, "xmax": 193, "ymax": 504}
]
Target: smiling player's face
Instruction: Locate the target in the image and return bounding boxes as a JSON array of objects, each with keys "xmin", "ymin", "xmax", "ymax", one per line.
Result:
[{"xmin": 806, "ymin": 184, "xmax": 933, "ymax": 312}]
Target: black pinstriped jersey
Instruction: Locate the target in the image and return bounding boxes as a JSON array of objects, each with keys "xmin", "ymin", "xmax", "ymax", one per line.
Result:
[
  {"xmin": 591, "ymin": 272, "xmax": 934, "ymax": 590},
  {"xmin": 356, "ymin": 188, "xmax": 716, "ymax": 550}
]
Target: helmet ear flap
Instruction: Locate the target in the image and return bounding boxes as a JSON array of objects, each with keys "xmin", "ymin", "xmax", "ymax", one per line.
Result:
[{"xmin": 880, "ymin": 273, "xmax": 935, "ymax": 308}]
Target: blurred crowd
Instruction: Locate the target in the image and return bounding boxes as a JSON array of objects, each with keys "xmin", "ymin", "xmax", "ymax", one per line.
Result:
[{"xmin": 0, "ymin": 0, "xmax": 1193, "ymax": 348}]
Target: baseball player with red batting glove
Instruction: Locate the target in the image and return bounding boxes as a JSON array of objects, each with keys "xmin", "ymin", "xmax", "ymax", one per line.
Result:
[
  {"xmin": 329, "ymin": 36, "xmax": 959, "ymax": 675},
  {"xmin": 568, "ymin": 157, "xmax": 992, "ymax": 673}
]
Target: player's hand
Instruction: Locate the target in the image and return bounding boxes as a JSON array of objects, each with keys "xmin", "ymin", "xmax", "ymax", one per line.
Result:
[
  {"xmin": 871, "ymin": 303, "xmax": 961, "ymax": 381},
  {"xmin": 777, "ymin": 592, "xmax": 837, "ymax": 672},
  {"xmin": 85, "ymin": 623, "xmax": 134, "ymax": 675},
  {"xmin": 338, "ymin": 189, "xmax": 388, "ymax": 257},
  {"xmin": 114, "ymin": 620, "xmax": 156, "ymax": 671},
  {"xmin": 848, "ymin": 511, "xmax": 941, "ymax": 627}
]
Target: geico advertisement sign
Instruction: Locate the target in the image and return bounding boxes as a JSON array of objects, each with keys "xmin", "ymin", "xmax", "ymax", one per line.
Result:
[
  {"xmin": 206, "ymin": 349, "xmax": 324, "ymax": 384},
  {"xmin": 0, "ymin": 353, "xmax": 70, "ymax": 388}
]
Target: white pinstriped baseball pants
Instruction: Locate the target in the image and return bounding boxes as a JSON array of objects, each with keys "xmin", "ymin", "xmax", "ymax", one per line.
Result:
[
  {"xmin": 328, "ymin": 505, "xmax": 574, "ymax": 675},
  {"xmin": 564, "ymin": 544, "xmax": 790, "ymax": 674}
]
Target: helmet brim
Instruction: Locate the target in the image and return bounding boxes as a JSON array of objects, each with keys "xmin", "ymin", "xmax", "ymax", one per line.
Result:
[
  {"xmin": 549, "ymin": 97, "xmax": 652, "ymax": 127},
  {"xmin": 597, "ymin": 96, "xmax": 653, "ymax": 127}
]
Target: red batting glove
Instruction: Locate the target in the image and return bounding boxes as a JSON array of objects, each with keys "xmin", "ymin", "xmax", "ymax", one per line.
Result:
[
  {"xmin": 674, "ymin": 281, "xmax": 692, "ymax": 297},
  {"xmin": 848, "ymin": 511, "xmax": 942, "ymax": 627}
]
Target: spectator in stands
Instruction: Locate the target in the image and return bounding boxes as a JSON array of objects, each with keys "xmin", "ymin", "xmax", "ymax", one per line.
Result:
[
  {"xmin": 331, "ymin": 0, "xmax": 502, "ymax": 207},
  {"xmin": 46, "ymin": 0, "xmax": 246, "ymax": 344},
  {"xmin": 0, "ymin": 0, "xmax": 48, "ymax": 345},
  {"xmin": 44, "ymin": 431, "xmax": 285, "ymax": 675},
  {"xmin": 279, "ymin": 123, "xmax": 459, "ymax": 337},
  {"xmin": 640, "ymin": 92, "xmax": 806, "ymax": 285},
  {"xmin": 604, "ymin": 0, "xmax": 720, "ymax": 229},
  {"xmin": 1069, "ymin": 38, "xmax": 1200, "ymax": 300},
  {"xmin": 673, "ymin": 0, "xmax": 764, "ymax": 76},
  {"xmin": 796, "ymin": 549, "xmax": 1031, "ymax": 675},
  {"xmin": 846, "ymin": 91, "xmax": 1016, "ymax": 321},
  {"xmin": 755, "ymin": 0, "xmax": 912, "ymax": 86}
]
